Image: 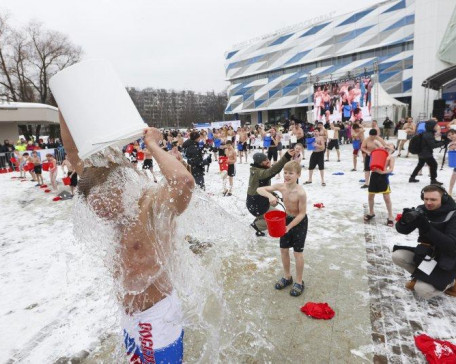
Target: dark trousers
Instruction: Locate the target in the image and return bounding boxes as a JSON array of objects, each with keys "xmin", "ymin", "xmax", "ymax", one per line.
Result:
[
  {"xmin": 411, "ymin": 157, "xmax": 438, "ymax": 180},
  {"xmin": 193, "ymin": 173, "xmax": 205, "ymax": 190}
]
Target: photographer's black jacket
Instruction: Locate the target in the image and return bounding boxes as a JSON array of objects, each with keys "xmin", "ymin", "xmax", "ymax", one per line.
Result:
[
  {"xmin": 418, "ymin": 130, "xmax": 445, "ymax": 159},
  {"xmin": 396, "ymin": 198, "xmax": 456, "ymax": 290},
  {"xmin": 183, "ymin": 139, "xmax": 208, "ymax": 176}
]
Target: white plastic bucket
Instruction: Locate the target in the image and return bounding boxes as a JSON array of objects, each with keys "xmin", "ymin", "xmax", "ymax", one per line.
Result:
[
  {"xmin": 49, "ymin": 59, "xmax": 148, "ymax": 160},
  {"xmin": 398, "ymin": 130, "xmax": 407, "ymax": 140},
  {"xmin": 327, "ymin": 130, "xmax": 335, "ymax": 139}
]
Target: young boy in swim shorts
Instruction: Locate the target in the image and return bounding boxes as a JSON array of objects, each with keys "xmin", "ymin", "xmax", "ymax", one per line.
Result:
[
  {"xmin": 31, "ymin": 150, "xmax": 44, "ymax": 186},
  {"xmin": 257, "ymin": 160, "xmax": 308, "ymax": 297}
]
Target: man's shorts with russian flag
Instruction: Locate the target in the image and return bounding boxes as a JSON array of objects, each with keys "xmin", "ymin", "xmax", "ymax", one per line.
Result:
[{"xmin": 122, "ymin": 291, "xmax": 183, "ymax": 364}]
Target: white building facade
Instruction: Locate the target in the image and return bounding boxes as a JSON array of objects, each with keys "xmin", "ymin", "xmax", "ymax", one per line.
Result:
[{"xmin": 224, "ymin": 0, "xmax": 456, "ymax": 124}]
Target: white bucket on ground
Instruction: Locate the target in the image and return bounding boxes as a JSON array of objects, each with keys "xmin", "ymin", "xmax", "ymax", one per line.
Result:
[
  {"xmin": 49, "ymin": 59, "xmax": 148, "ymax": 160},
  {"xmin": 398, "ymin": 130, "xmax": 407, "ymax": 140}
]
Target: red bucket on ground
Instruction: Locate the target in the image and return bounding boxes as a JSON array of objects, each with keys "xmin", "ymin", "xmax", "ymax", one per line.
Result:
[
  {"xmin": 24, "ymin": 163, "xmax": 34, "ymax": 172},
  {"xmin": 137, "ymin": 151, "xmax": 144, "ymax": 160},
  {"xmin": 62, "ymin": 177, "xmax": 71, "ymax": 185},
  {"xmin": 265, "ymin": 210, "xmax": 287, "ymax": 238},
  {"xmin": 42, "ymin": 162, "xmax": 50, "ymax": 171},
  {"xmin": 370, "ymin": 149, "xmax": 388, "ymax": 171}
]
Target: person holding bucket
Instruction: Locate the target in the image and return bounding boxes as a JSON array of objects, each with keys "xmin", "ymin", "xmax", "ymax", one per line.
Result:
[
  {"xmin": 364, "ymin": 143, "xmax": 396, "ymax": 226},
  {"xmin": 360, "ymin": 129, "xmax": 388, "ymax": 189},
  {"xmin": 257, "ymin": 160, "xmax": 308, "ymax": 297},
  {"xmin": 304, "ymin": 128, "xmax": 326, "ymax": 186},
  {"xmin": 246, "ymin": 149, "xmax": 295, "ymax": 237},
  {"xmin": 46, "ymin": 153, "xmax": 58, "ymax": 191},
  {"xmin": 325, "ymin": 122, "xmax": 341, "ymax": 162}
]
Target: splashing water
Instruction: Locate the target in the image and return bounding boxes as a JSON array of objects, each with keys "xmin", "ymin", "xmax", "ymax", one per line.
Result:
[{"xmin": 70, "ymin": 147, "xmax": 276, "ymax": 363}]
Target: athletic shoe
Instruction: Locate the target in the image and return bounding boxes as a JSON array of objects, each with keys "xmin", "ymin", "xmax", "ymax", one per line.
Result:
[
  {"xmin": 409, "ymin": 178, "xmax": 419, "ymax": 183},
  {"xmin": 360, "ymin": 184, "xmax": 369, "ymax": 189},
  {"xmin": 430, "ymin": 180, "xmax": 443, "ymax": 186}
]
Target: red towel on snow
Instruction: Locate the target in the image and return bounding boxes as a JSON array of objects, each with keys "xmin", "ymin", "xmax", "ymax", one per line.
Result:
[
  {"xmin": 415, "ymin": 334, "xmax": 456, "ymax": 364},
  {"xmin": 52, "ymin": 196, "xmax": 62, "ymax": 201},
  {"xmin": 300, "ymin": 302, "xmax": 335, "ymax": 320}
]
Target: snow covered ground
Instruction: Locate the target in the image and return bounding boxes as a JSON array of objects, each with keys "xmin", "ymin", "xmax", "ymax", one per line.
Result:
[{"xmin": 1, "ymin": 140, "xmax": 455, "ymax": 363}]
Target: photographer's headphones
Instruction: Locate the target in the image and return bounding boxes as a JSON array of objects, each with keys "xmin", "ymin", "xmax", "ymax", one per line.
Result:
[{"xmin": 420, "ymin": 185, "xmax": 450, "ymax": 203}]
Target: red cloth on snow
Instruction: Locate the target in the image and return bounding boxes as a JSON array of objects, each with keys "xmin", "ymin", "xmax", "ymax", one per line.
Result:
[
  {"xmin": 300, "ymin": 302, "xmax": 335, "ymax": 320},
  {"xmin": 415, "ymin": 334, "xmax": 456, "ymax": 363}
]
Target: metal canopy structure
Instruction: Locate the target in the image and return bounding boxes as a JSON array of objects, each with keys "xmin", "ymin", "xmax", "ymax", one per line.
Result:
[{"xmin": 421, "ymin": 65, "xmax": 456, "ymax": 90}]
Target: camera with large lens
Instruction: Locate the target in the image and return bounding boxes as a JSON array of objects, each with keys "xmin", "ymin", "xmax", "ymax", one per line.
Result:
[{"xmin": 402, "ymin": 207, "xmax": 425, "ymax": 224}]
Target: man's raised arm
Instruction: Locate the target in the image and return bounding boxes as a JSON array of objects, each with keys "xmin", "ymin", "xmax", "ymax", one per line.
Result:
[{"xmin": 144, "ymin": 128, "xmax": 194, "ymax": 215}]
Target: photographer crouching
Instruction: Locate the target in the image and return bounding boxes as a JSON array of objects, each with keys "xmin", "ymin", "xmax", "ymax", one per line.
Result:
[
  {"xmin": 393, "ymin": 185, "xmax": 456, "ymax": 299},
  {"xmin": 183, "ymin": 131, "xmax": 211, "ymax": 189}
]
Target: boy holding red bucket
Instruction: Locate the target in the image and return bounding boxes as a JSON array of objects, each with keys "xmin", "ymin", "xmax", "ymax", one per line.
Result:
[{"xmin": 257, "ymin": 160, "xmax": 308, "ymax": 297}]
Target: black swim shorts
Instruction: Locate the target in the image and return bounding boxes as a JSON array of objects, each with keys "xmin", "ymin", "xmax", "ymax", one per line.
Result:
[
  {"xmin": 327, "ymin": 139, "xmax": 339, "ymax": 150},
  {"xmin": 280, "ymin": 215, "xmax": 308, "ymax": 253},
  {"xmin": 309, "ymin": 151, "xmax": 324, "ymax": 170},
  {"xmin": 34, "ymin": 165, "xmax": 42, "ymax": 174},
  {"xmin": 364, "ymin": 155, "xmax": 371, "ymax": 172},
  {"xmin": 227, "ymin": 164, "xmax": 236, "ymax": 177}
]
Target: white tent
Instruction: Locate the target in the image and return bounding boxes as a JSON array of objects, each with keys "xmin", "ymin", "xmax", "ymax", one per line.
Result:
[{"xmin": 371, "ymin": 80, "xmax": 408, "ymax": 123}]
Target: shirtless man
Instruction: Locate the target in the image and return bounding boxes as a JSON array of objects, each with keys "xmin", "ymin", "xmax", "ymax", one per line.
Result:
[
  {"xmin": 360, "ymin": 129, "xmax": 387, "ymax": 188},
  {"xmin": 398, "ymin": 117, "xmax": 416, "ymax": 158},
  {"xmin": 223, "ymin": 140, "xmax": 237, "ymax": 196},
  {"xmin": 305, "ymin": 128, "xmax": 326, "ymax": 186},
  {"xmin": 60, "ymin": 114, "xmax": 194, "ymax": 363},
  {"xmin": 257, "ymin": 160, "xmax": 308, "ymax": 297},
  {"xmin": 371, "ymin": 120, "xmax": 381, "ymax": 136},
  {"xmin": 30, "ymin": 150, "xmax": 44, "ymax": 186},
  {"xmin": 237, "ymin": 127, "xmax": 248, "ymax": 164},
  {"xmin": 326, "ymin": 122, "xmax": 341, "ymax": 162},
  {"xmin": 61, "ymin": 155, "xmax": 78, "ymax": 195},
  {"xmin": 351, "ymin": 124, "xmax": 365, "ymax": 171}
]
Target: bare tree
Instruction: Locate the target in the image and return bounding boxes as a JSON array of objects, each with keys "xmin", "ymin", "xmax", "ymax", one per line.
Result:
[{"xmin": 26, "ymin": 21, "xmax": 82, "ymax": 104}]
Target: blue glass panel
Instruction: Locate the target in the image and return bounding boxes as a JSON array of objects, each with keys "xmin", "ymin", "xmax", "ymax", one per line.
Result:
[
  {"xmin": 383, "ymin": 14, "xmax": 415, "ymax": 32},
  {"xmin": 234, "ymin": 87, "xmax": 251, "ymax": 96},
  {"xmin": 243, "ymin": 93, "xmax": 253, "ymax": 101},
  {"xmin": 282, "ymin": 85, "xmax": 298, "ymax": 96},
  {"xmin": 337, "ymin": 8, "xmax": 374, "ymax": 27},
  {"xmin": 382, "ymin": 0, "xmax": 406, "ymax": 14},
  {"xmin": 284, "ymin": 50, "xmax": 311, "ymax": 65},
  {"xmin": 246, "ymin": 55, "xmax": 264, "ymax": 65},
  {"xmin": 269, "ymin": 89, "xmax": 280, "ymax": 98},
  {"xmin": 403, "ymin": 77, "xmax": 412, "ymax": 92},
  {"xmin": 300, "ymin": 22, "xmax": 330, "ymax": 37},
  {"xmin": 254, "ymin": 100, "xmax": 266, "ymax": 108},
  {"xmin": 225, "ymin": 105, "xmax": 232, "ymax": 113},
  {"xmin": 269, "ymin": 33, "xmax": 293, "ymax": 47},
  {"xmin": 379, "ymin": 70, "xmax": 401, "ymax": 82},
  {"xmin": 226, "ymin": 50, "xmax": 239, "ymax": 60},
  {"xmin": 338, "ymin": 25, "xmax": 374, "ymax": 43},
  {"xmin": 226, "ymin": 61, "xmax": 241, "ymax": 70}
]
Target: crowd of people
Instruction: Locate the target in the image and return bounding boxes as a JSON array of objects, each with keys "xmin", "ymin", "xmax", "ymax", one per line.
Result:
[{"xmin": 4, "ymin": 114, "xmax": 456, "ymax": 362}]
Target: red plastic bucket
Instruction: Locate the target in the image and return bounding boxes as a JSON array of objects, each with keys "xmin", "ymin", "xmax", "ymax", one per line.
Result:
[
  {"xmin": 264, "ymin": 210, "xmax": 287, "ymax": 237},
  {"xmin": 62, "ymin": 177, "xmax": 71, "ymax": 185},
  {"xmin": 137, "ymin": 151, "xmax": 144, "ymax": 160},
  {"xmin": 370, "ymin": 149, "xmax": 389, "ymax": 171},
  {"xmin": 24, "ymin": 163, "xmax": 34, "ymax": 172},
  {"xmin": 42, "ymin": 162, "xmax": 50, "ymax": 171},
  {"xmin": 219, "ymin": 156, "xmax": 228, "ymax": 172}
]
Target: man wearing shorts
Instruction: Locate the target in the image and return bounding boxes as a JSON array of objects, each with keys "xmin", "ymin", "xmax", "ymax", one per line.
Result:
[
  {"xmin": 364, "ymin": 144, "xmax": 395, "ymax": 227},
  {"xmin": 60, "ymin": 115, "xmax": 194, "ymax": 364},
  {"xmin": 351, "ymin": 124, "xmax": 364, "ymax": 171},
  {"xmin": 326, "ymin": 122, "xmax": 341, "ymax": 162},
  {"xmin": 360, "ymin": 129, "xmax": 387, "ymax": 188},
  {"xmin": 224, "ymin": 140, "xmax": 236, "ymax": 196},
  {"xmin": 305, "ymin": 128, "xmax": 326, "ymax": 186}
]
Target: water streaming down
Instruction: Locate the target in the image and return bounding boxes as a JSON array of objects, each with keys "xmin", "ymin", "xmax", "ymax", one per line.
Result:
[{"xmin": 70, "ymin": 147, "xmax": 276, "ymax": 363}]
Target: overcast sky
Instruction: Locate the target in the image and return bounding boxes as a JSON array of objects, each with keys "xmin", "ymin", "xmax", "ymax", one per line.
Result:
[{"xmin": 2, "ymin": 0, "xmax": 379, "ymax": 93}]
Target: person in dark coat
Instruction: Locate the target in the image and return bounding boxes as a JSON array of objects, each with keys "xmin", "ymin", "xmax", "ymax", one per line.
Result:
[
  {"xmin": 393, "ymin": 184, "xmax": 456, "ymax": 299},
  {"xmin": 409, "ymin": 120, "xmax": 446, "ymax": 184},
  {"xmin": 183, "ymin": 131, "xmax": 211, "ymax": 189}
]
